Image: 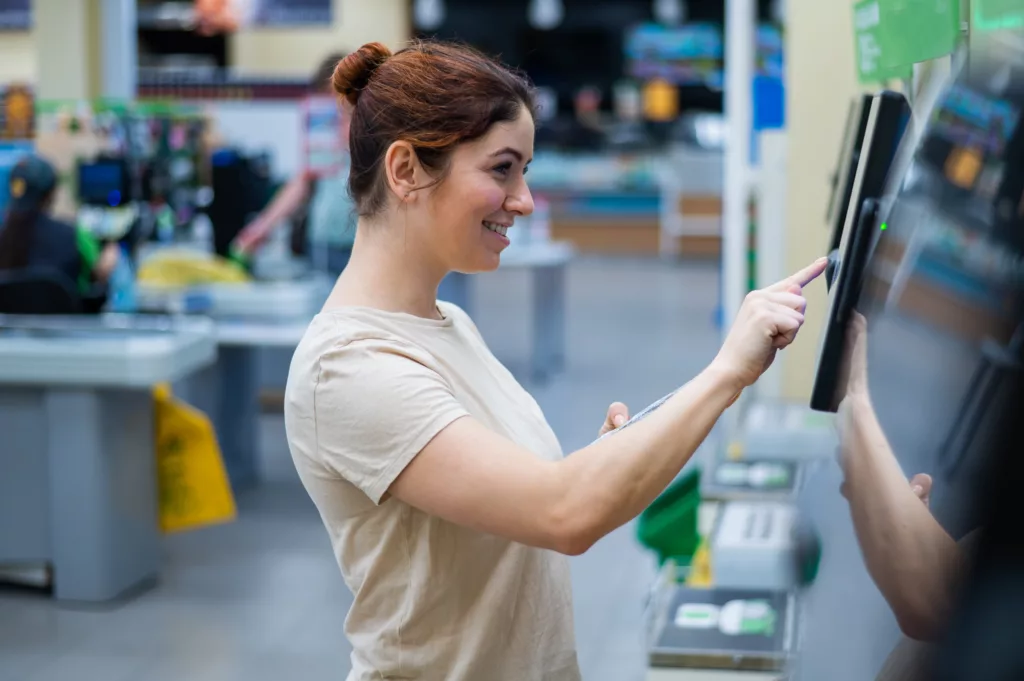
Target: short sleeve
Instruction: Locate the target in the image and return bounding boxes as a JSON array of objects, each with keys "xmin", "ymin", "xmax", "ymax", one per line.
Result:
[{"xmin": 313, "ymin": 337, "xmax": 469, "ymax": 504}]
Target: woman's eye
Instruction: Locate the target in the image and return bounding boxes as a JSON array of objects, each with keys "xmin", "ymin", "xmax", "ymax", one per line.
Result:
[{"xmin": 493, "ymin": 163, "xmax": 512, "ymax": 176}]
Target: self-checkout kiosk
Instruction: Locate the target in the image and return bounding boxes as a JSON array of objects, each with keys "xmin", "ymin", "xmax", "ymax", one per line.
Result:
[
  {"xmin": 645, "ymin": 583, "xmax": 796, "ymax": 680},
  {"xmin": 811, "ymin": 91, "xmax": 913, "ymax": 412},
  {"xmin": 658, "ymin": 89, "xmax": 917, "ymax": 681}
]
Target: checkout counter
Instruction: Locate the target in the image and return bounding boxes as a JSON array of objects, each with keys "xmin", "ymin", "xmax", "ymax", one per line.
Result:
[
  {"xmin": 136, "ymin": 273, "xmax": 329, "ymax": 490},
  {"xmin": 0, "ymin": 314, "xmax": 216, "ymax": 603}
]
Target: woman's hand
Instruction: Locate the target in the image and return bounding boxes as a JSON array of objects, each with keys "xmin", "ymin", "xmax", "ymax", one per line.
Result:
[
  {"xmin": 713, "ymin": 258, "xmax": 828, "ymax": 388},
  {"xmin": 598, "ymin": 402, "xmax": 630, "ymax": 438}
]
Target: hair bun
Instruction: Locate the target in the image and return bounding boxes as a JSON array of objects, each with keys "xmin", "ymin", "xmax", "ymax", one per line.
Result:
[{"xmin": 333, "ymin": 42, "xmax": 392, "ymax": 106}]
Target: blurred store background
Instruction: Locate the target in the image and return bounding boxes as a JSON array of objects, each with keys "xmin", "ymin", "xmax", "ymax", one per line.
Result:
[{"xmin": 2, "ymin": 1, "xmax": 1023, "ymax": 681}]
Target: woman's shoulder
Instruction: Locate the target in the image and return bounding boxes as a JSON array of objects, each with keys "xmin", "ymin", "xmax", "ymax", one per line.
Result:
[{"xmin": 293, "ymin": 308, "xmax": 449, "ymax": 378}]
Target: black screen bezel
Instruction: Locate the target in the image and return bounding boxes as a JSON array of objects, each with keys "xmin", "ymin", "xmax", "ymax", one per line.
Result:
[{"xmin": 810, "ymin": 91, "xmax": 911, "ymax": 413}]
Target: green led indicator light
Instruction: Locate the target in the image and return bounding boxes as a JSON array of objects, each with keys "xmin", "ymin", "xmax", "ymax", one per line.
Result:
[{"xmin": 880, "ymin": 223, "xmax": 887, "ymax": 231}]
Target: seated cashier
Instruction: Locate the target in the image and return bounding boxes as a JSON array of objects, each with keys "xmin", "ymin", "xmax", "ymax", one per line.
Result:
[{"xmin": 0, "ymin": 155, "xmax": 119, "ymax": 300}]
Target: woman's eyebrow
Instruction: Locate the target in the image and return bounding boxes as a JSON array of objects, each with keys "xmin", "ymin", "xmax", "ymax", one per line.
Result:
[{"xmin": 490, "ymin": 147, "xmax": 531, "ymax": 163}]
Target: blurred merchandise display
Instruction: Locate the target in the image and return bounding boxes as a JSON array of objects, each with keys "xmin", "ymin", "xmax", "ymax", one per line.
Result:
[
  {"xmin": 140, "ymin": 0, "xmax": 333, "ymax": 32},
  {"xmin": 528, "ymin": 150, "xmax": 664, "ymax": 191},
  {"xmin": 643, "ymin": 79, "xmax": 681, "ymax": 122},
  {"xmin": 626, "ymin": 22, "xmax": 724, "ymax": 90},
  {"xmin": 0, "ymin": 140, "xmax": 33, "ymax": 215},
  {"xmin": 0, "ymin": 84, "xmax": 34, "ymax": 140},
  {"xmin": 756, "ymin": 24, "xmax": 785, "ymax": 80},
  {"xmin": 0, "ymin": 0, "xmax": 29, "ymax": 30},
  {"xmin": 136, "ymin": 72, "xmax": 312, "ymax": 100},
  {"xmin": 33, "ymin": 99, "xmax": 215, "ymax": 272},
  {"xmin": 302, "ymin": 95, "xmax": 346, "ymax": 178}
]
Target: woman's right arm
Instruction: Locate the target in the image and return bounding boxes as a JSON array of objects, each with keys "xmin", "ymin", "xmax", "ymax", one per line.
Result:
[
  {"xmin": 231, "ymin": 173, "xmax": 313, "ymax": 255},
  {"xmin": 388, "ymin": 259, "xmax": 827, "ymax": 555}
]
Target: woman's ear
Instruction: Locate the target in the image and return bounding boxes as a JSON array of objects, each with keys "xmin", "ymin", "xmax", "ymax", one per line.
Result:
[{"xmin": 384, "ymin": 141, "xmax": 424, "ymax": 204}]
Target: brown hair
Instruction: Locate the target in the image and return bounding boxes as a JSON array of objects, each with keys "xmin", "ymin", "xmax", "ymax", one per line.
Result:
[{"xmin": 332, "ymin": 40, "xmax": 536, "ymax": 217}]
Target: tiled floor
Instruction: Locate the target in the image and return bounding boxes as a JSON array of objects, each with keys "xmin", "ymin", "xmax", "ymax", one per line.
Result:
[{"xmin": 0, "ymin": 256, "xmax": 981, "ymax": 681}]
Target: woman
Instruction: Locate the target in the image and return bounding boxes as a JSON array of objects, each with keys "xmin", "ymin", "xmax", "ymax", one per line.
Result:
[
  {"xmin": 284, "ymin": 40, "xmax": 826, "ymax": 681},
  {"xmin": 230, "ymin": 51, "xmax": 358, "ymax": 275},
  {"xmin": 0, "ymin": 154, "xmax": 118, "ymax": 297}
]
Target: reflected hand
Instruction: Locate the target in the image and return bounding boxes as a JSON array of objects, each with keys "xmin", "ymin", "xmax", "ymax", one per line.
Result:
[
  {"xmin": 910, "ymin": 473, "xmax": 932, "ymax": 507},
  {"xmin": 842, "ymin": 472, "xmax": 932, "ymax": 507},
  {"xmin": 598, "ymin": 402, "xmax": 630, "ymax": 437}
]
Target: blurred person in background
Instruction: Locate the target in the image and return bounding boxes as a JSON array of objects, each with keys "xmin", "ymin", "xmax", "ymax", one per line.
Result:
[
  {"xmin": 837, "ymin": 312, "xmax": 976, "ymax": 681},
  {"xmin": 284, "ymin": 39, "xmax": 826, "ymax": 681},
  {"xmin": 230, "ymin": 51, "xmax": 357, "ymax": 275},
  {"xmin": 0, "ymin": 154, "xmax": 119, "ymax": 298}
]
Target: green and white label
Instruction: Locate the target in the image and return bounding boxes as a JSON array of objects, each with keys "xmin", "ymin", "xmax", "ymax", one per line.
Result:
[
  {"xmin": 877, "ymin": 0, "xmax": 960, "ymax": 67},
  {"xmin": 973, "ymin": 0, "xmax": 1024, "ymax": 32},
  {"xmin": 853, "ymin": 0, "xmax": 913, "ymax": 84}
]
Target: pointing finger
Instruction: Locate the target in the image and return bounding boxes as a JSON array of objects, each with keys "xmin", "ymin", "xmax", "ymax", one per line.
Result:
[{"xmin": 767, "ymin": 257, "xmax": 828, "ymax": 292}]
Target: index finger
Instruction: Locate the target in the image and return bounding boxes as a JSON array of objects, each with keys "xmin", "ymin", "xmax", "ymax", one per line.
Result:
[{"xmin": 766, "ymin": 257, "xmax": 828, "ymax": 292}]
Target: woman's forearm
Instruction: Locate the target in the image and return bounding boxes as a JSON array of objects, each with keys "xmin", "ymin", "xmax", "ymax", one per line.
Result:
[
  {"xmin": 554, "ymin": 362, "xmax": 743, "ymax": 554},
  {"xmin": 235, "ymin": 175, "xmax": 311, "ymax": 250},
  {"xmin": 842, "ymin": 394, "xmax": 962, "ymax": 640}
]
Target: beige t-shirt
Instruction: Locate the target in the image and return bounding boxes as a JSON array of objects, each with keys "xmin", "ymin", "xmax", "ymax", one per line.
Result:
[{"xmin": 284, "ymin": 301, "xmax": 580, "ymax": 681}]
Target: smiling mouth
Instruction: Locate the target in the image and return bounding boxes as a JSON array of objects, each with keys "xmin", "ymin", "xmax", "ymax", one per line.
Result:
[{"xmin": 483, "ymin": 221, "xmax": 510, "ymax": 237}]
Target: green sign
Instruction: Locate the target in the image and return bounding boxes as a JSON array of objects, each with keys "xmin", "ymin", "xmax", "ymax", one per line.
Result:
[
  {"xmin": 853, "ymin": 0, "xmax": 913, "ymax": 84},
  {"xmin": 973, "ymin": 0, "xmax": 1024, "ymax": 32},
  {"xmin": 877, "ymin": 0, "xmax": 961, "ymax": 67}
]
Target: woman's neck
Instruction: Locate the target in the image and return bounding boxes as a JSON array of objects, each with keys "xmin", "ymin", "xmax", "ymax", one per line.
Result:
[{"xmin": 326, "ymin": 218, "xmax": 447, "ymax": 320}]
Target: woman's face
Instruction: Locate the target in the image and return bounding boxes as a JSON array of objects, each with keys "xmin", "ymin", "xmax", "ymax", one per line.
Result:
[{"xmin": 423, "ymin": 108, "xmax": 535, "ymax": 273}]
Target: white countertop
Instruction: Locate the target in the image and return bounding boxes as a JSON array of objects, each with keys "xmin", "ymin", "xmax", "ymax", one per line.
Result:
[
  {"xmin": 499, "ymin": 241, "xmax": 575, "ymax": 268},
  {"xmin": 0, "ymin": 315, "xmax": 218, "ymax": 388},
  {"xmin": 136, "ymin": 276, "xmax": 330, "ymax": 320}
]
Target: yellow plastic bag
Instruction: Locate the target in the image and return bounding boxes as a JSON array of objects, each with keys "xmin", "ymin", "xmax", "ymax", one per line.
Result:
[{"xmin": 154, "ymin": 383, "xmax": 237, "ymax": 533}]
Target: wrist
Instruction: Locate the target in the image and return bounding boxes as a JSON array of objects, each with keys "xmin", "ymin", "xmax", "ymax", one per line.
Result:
[{"xmin": 705, "ymin": 360, "xmax": 746, "ymax": 403}]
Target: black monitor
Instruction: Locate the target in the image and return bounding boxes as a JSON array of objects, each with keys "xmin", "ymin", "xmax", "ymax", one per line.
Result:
[
  {"xmin": 77, "ymin": 158, "xmax": 130, "ymax": 207},
  {"xmin": 826, "ymin": 94, "xmax": 874, "ymax": 259},
  {"xmin": 810, "ymin": 90, "xmax": 912, "ymax": 413}
]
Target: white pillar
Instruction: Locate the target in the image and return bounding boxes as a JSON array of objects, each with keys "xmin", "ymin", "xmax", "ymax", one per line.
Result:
[
  {"xmin": 753, "ymin": 129, "xmax": 788, "ymax": 399},
  {"xmin": 722, "ymin": 0, "xmax": 756, "ymax": 336},
  {"xmin": 34, "ymin": 0, "xmax": 136, "ymax": 101},
  {"xmin": 99, "ymin": 0, "xmax": 138, "ymax": 100}
]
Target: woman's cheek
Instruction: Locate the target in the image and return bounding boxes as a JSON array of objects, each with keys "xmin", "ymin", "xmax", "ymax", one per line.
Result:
[{"xmin": 477, "ymin": 183, "xmax": 507, "ymax": 213}]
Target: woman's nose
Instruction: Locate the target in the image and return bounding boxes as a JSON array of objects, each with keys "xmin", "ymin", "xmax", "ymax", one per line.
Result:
[{"xmin": 506, "ymin": 182, "xmax": 534, "ymax": 217}]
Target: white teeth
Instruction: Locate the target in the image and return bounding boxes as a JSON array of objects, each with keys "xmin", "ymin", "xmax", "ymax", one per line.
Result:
[{"xmin": 483, "ymin": 221, "xmax": 509, "ymax": 237}]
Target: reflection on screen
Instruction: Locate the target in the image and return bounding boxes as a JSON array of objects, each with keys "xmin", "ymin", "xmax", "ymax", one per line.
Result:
[{"xmin": 857, "ymin": 27, "xmax": 1024, "ymax": 501}]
